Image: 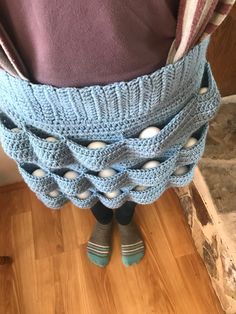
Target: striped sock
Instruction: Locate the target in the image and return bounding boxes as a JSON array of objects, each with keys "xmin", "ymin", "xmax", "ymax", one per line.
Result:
[
  {"xmin": 118, "ymin": 220, "xmax": 145, "ymax": 266},
  {"xmin": 87, "ymin": 221, "xmax": 113, "ymax": 267}
]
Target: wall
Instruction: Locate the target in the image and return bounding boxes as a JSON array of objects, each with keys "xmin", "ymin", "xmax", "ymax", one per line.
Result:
[
  {"xmin": 0, "ymin": 146, "xmax": 22, "ymax": 186},
  {"xmin": 207, "ymin": 4, "xmax": 236, "ymax": 97}
]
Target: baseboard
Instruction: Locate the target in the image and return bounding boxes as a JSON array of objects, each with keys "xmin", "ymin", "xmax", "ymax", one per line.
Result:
[{"xmin": 221, "ymin": 94, "xmax": 236, "ymax": 104}]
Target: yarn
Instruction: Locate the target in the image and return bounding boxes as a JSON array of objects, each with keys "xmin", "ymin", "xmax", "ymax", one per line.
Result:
[{"xmin": 0, "ymin": 39, "xmax": 220, "ymax": 209}]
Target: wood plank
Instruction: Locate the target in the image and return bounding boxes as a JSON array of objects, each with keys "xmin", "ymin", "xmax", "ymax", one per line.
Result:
[
  {"xmin": 0, "ymin": 263, "xmax": 20, "ymax": 314},
  {"xmin": 156, "ymin": 189, "xmax": 195, "ymax": 258},
  {"xmin": 0, "ymin": 186, "xmax": 31, "ymax": 314},
  {"xmin": 34, "ymin": 256, "xmax": 55, "ymax": 314},
  {"xmin": 176, "ymin": 253, "xmax": 224, "ymax": 314},
  {"xmin": 0, "ymin": 181, "xmax": 26, "ymax": 194},
  {"xmin": 0, "ymin": 184, "xmax": 224, "ymax": 313},
  {"xmin": 30, "ymin": 191, "xmax": 64, "ymax": 259},
  {"xmin": 11, "ymin": 212, "xmax": 38, "ymax": 314},
  {"xmin": 0, "ymin": 184, "xmax": 31, "ymax": 257},
  {"xmin": 60, "ymin": 203, "xmax": 94, "ymax": 251},
  {"xmin": 107, "ymin": 220, "xmax": 175, "ymax": 314}
]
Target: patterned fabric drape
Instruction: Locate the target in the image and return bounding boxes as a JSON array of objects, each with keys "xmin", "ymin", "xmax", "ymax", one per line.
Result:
[
  {"xmin": 168, "ymin": 0, "xmax": 235, "ymax": 63},
  {"xmin": 0, "ymin": 23, "xmax": 28, "ymax": 79}
]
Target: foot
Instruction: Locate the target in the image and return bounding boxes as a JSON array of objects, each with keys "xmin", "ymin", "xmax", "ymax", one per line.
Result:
[
  {"xmin": 87, "ymin": 221, "xmax": 113, "ymax": 267},
  {"xmin": 118, "ymin": 220, "xmax": 145, "ymax": 266}
]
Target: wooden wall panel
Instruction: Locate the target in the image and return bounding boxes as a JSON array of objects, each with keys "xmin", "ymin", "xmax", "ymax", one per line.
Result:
[{"xmin": 208, "ymin": 4, "xmax": 236, "ymax": 96}]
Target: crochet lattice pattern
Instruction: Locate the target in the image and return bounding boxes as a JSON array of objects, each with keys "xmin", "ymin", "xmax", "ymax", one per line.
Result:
[{"xmin": 0, "ymin": 39, "xmax": 221, "ymax": 209}]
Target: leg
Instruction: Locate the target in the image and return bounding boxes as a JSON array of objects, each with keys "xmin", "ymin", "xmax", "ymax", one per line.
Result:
[
  {"xmin": 115, "ymin": 201, "xmax": 135, "ymax": 225},
  {"xmin": 91, "ymin": 201, "xmax": 113, "ymax": 224},
  {"xmin": 87, "ymin": 202, "xmax": 113, "ymax": 267},
  {"xmin": 115, "ymin": 202, "xmax": 145, "ymax": 266}
]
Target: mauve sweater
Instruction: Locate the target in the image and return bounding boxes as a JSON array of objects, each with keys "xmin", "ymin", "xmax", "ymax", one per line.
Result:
[{"xmin": 0, "ymin": 1, "xmax": 178, "ymax": 88}]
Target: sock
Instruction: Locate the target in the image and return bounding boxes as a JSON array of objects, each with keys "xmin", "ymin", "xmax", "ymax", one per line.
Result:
[
  {"xmin": 87, "ymin": 221, "xmax": 113, "ymax": 267},
  {"xmin": 118, "ymin": 220, "xmax": 145, "ymax": 266}
]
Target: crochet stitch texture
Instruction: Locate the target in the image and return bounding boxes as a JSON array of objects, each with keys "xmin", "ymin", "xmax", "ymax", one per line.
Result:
[{"xmin": 0, "ymin": 39, "xmax": 220, "ymax": 209}]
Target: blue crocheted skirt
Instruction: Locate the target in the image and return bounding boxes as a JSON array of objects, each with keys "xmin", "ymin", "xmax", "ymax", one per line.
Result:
[{"xmin": 0, "ymin": 39, "xmax": 220, "ymax": 209}]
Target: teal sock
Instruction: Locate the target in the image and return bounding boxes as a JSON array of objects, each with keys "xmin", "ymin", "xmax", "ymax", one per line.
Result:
[
  {"xmin": 118, "ymin": 220, "xmax": 145, "ymax": 266},
  {"xmin": 87, "ymin": 221, "xmax": 113, "ymax": 267}
]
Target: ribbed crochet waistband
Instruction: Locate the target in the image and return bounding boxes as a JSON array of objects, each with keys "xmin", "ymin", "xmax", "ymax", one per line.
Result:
[{"xmin": 0, "ymin": 39, "xmax": 209, "ymax": 137}]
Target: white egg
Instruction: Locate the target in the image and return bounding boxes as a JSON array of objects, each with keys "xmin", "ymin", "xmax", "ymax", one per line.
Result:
[
  {"xmin": 48, "ymin": 190, "xmax": 59, "ymax": 197},
  {"xmin": 184, "ymin": 137, "xmax": 198, "ymax": 148},
  {"xmin": 135, "ymin": 186, "xmax": 147, "ymax": 192},
  {"xmin": 98, "ymin": 168, "xmax": 117, "ymax": 178},
  {"xmin": 46, "ymin": 136, "xmax": 58, "ymax": 142},
  {"xmin": 174, "ymin": 166, "xmax": 189, "ymax": 176},
  {"xmin": 87, "ymin": 141, "xmax": 107, "ymax": 149},
  {"xmin": 199, "ymin": 87, "xmax": 208, "ymax": 95},
  {"xmin": 142, "ymin": 160, "xmax": 160, "ymax": 169},
  {"xmin": 77, "ymin": 190, "xmax": 91, "ymax": 200},
  {"xmin": 104, "ymin": 190, "xmax": 121, "ymax": 199},
  {"xmin": 139, "ymin": 126, "xmax": 160, "ymax": 139},
  {"xmin": 32, "ymin": 168, "xmax": 46, "ymax": 177},
  {"xmin": 63, "ymin": 171, "xmax": 79, "ymax": 179},
  {"xmin": 11, "ymin": 127, "xmax": 21, "ymax": 133}
]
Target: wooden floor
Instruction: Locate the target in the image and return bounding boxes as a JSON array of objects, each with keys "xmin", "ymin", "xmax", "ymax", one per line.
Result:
[{"xmin": 0, "ymin": 183, "xmax": 224, "ymax": 314}]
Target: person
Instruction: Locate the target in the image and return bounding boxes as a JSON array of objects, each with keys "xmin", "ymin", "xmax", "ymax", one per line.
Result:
[
  {"xmin": 0, "ymin": 1, "xmax": 178, "ymax": 267},
  {"xmin": 1, "ymin": 0, "xmax": 178, "ymax": 266},
  {"xmin": 0, "ymin": 1, "xmax": 234, "ymax": 267}
]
